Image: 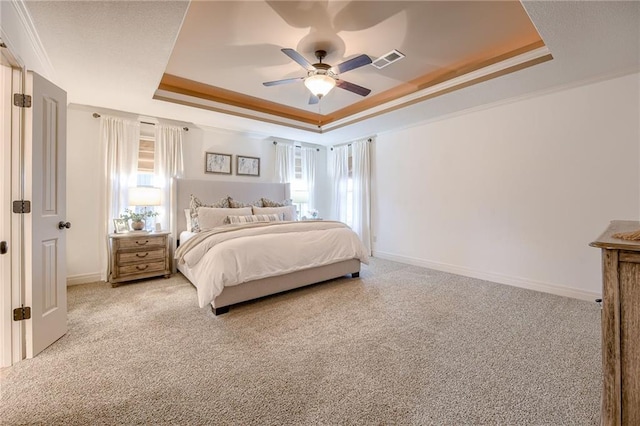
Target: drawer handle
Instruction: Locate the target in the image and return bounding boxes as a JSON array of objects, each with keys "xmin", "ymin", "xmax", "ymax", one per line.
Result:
[
  {"xmin": 136, "ymin": 265, "xmax": 149, "ymax": 271},
  {"xmin": 136, "ymin": 240, "xmax": 149, "ymax": 245},
  {"xmin": 136, "ymin": 253, "xmax": 149, "ymax": 258}
]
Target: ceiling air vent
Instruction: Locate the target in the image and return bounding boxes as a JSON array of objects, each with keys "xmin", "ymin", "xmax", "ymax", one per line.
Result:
[{"xmin": 371, "ymin": 49, "xmax": 405, "ymax": 69}]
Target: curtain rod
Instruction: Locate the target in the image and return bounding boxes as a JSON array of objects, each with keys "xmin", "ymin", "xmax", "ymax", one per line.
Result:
[
  {"xmin": 92, "ymin": 112, "xmax": 189, "ymax": 131},
  {"xmin": 330, "ymin": 138, "xmax": 372, "ymax": 150},
  {"xmin": 272, "ymin": 141, "xmax": 320, "ymax": 152}
]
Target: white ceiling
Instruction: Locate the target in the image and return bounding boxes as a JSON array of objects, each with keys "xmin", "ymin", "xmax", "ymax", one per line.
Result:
[{"xmin": 22, "ymin": 0, "xmax": 640, "ymax": 145}]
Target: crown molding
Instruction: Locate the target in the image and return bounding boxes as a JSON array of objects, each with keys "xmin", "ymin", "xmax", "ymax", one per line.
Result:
[{"xmin": 0, "ymin": 0, "xmax": 55, "ymax": 78}]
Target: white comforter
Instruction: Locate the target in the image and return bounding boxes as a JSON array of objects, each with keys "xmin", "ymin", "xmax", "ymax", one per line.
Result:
[{"xmin": 175, "ymin": 221, "xmax": 369, "ymax": 308}]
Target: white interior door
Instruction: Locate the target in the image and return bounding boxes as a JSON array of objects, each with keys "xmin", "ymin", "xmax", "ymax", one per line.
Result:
[
  {"xmin": 1, "ymin": 64, "xmax": 13, "ymax": 367},
  {"xmin": 21, "ymin": 71, "xmax": 68, "ymax": 358}
]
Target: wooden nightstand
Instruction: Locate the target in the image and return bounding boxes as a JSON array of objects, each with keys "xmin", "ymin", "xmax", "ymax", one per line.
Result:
[{"xmin": 108, "ymin": 231, "xmax": 171, "ymax": 287}]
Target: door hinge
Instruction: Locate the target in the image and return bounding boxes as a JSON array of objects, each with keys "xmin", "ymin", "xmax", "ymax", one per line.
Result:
[
  {"xmin": 12, "ymin": 200, "xmax": 31, "ymax": 214},
  {"xmin": 13, "ymin": 93, "xmax": 32, "ymax": 108},
  {"xmin": 13, "ymin": 305, "xmax": 31, "ymax": 321}
]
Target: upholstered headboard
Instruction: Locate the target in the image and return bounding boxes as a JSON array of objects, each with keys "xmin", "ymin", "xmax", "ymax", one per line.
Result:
[{"xmin": 175, "ymin": 178, "xmax": 291, "ymax": 233}]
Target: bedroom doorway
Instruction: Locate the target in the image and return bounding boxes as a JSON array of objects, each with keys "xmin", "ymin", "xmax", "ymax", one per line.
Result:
[{"xmin": 0, "ymin": 51, "xmax": 68, "ymax": 366}]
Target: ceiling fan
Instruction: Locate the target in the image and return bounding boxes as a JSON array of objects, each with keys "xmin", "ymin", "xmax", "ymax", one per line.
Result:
[{"xmin": 263, "ymin": 48, "xmax": 372, "ymax": 104}]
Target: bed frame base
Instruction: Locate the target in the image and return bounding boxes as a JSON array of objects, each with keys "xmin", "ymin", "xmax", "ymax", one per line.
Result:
[
  {"xmin": 212, "ymin": 306, "xmax": 230, "ymax": 316},
  {"xmin": 209, "ymin": 259, "xmax": 361, "ymax": 315}
]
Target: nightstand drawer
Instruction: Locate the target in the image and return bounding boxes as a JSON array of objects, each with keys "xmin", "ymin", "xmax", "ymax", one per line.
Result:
[
  {"xmin": 118, "ymin": 248, "xmax": 165, "ymax": 264},
  {"xmin": 118, "ymin": 235, "xmax": 165, "ymax": 250},
  {"xmin": 118, "ymin": 260, "xmax": 166, "ymax": 277}
]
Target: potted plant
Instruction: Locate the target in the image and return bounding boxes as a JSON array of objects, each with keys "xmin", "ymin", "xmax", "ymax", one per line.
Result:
[{"xmin": 120, "ymin": 208, "xmax": 159, "ymax": 231}]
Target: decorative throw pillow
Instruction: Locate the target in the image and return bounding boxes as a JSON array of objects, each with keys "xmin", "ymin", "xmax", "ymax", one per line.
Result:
[
  {"xmin": 228, "ymin": 197, "xmax": 264, "ymax": 208},
  {"xmin": 227, "ymin": 214, "xmax": 282, "ymax": 224},
  {"xmin": 253, "ymin": 205, "xmax": 297, "ymax": 221},
  {"xmin": 260, "ymin": 197, "xmax": 292, "ymax": 207},
  {"xmin": 189, "ymin": 194, "xmax": 231, "ymax": 232},
  {"xmin": 197, "ymin": 207, "xmax": 252, "ymax": 230}
]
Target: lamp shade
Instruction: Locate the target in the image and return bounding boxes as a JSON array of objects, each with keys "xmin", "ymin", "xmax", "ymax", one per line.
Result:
[
  {"xmin": 129, "ymin": 186, "xmax": 161, "ymax": 206},
  {"xmin": 291, "ymin": 190, "xmax": 309, "ymax": 204},
  {"xmin": 304, "ymin": 74, "xmax": 335, "ymax": 98}
]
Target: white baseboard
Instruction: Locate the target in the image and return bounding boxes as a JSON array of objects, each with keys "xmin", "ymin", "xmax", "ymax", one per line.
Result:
[
  {"xmin": 372, "ymin": 250, "xmax": 600, "ymax": 302},
  {"xmin": 66, "ymin": 273, "xmax": 102, "ymax": 286}
]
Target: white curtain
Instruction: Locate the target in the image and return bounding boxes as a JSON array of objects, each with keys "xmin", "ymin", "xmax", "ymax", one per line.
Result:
[
  {"xmin": 301, "ymin": 147, "xmax": 316, "ymax": 210},
  {"xmin": 329, "ymin": 138, "xmax": 371, "ymax": 254},
  {"xmin": 99, "ymin": 116, "xmax": 140, "ymax": 280},
  {"xmin": 275, "ymin": 142, "xmax": 295, "ymax": 183},
  {"xmin": 329, "ymin": 144, "xmax": 349, "ymax": 223},
  {"xmin": 351, "ymin": 139, "xmax": 371, "ymax": 254},
  {"xmin": 154, "ymin": 124, "xmax": 184, "ymax": 239}
]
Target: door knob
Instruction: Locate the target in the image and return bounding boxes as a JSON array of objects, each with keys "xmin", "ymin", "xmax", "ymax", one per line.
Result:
[{"xmin": 58, "ymin": 221, "xmax": 71, "ymax": 230}]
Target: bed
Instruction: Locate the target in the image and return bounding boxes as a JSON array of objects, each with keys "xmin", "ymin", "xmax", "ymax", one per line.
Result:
[{"xmin": 174, "ymin": 178, "xmax": 369, "ymax": 315}]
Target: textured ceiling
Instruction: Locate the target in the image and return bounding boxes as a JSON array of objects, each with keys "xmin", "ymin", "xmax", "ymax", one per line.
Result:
[{"xmin": 22, "ymin": 0, "xmax": 640, "ymax": 144}]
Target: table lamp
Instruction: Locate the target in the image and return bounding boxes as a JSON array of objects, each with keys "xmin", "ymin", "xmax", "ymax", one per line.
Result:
[
  {"xmin": 291, "ymin": 190, "xmax": 309, "ymax": 220},
  {"xmin": 128, "ymin": 186, "xmax": 161, "ymax": 231}
]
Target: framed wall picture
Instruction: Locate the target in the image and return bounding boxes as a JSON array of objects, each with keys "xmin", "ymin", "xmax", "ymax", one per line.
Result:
[
  {"xmin": 236, "ymin": 155, "xmax": 260, "ymax": 177},
  {"xmin": 113, "ymin": 218, "xmax": 130, "ymax": 234},
  {"xmin": 205, "ymin": 152, "xmax": 232, "ymax": 174}
]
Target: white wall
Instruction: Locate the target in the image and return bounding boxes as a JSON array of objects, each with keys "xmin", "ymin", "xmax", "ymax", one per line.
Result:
[
  {"xmin": 182, "ymin": 126, "xmax": 275, "ymax": 182},
  {"xmin": 372, "ymin": 73, "xmax": 640, "ymax": 300},
  {"xmin": 66, "ymin": 108, "xmax": 329, "ymax": 283},
  {"xmin": 66, "ymin": 109, "xmax": 102, "ymax": 284}
]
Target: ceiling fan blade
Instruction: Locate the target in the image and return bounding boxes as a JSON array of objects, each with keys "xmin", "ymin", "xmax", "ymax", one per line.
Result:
[
  {"xmin": 330, "ymin": 54, "xmax": 372, "ymax": 74},
  {"xmin": 263, "ymin": 77, "xmax": 304, "ymax": 86},
  {"xmin": 308, "ymin": 94, "xmax": 320, "ymax": 105},
  {"xmin": 281, "ymin": 48, "xmax": 315, "ymax": 71},
  {"xmin": 336, "ymin": 79, "xmax": 371, "ymax": 97}
]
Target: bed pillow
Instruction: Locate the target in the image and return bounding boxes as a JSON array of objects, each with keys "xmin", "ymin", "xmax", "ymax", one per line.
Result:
[
  {"xmin": 184, "ymin": 209, "xmax": 192, "ymax": 232},
  {"xmin": 227, "ymin": 214, "xmax": 282, "ymax": 224},
  {"xmin": 228, "ymin": 197, "xmax": 263, "ymax": 208},
  {"xmin": 253, "ymin": 205, "xmax": 297, "ymax": 221},
  {"xmin": 189, "ymin": 195, "xmax": 231, "ymax": 232},
  {"xmin": 260, "ymin": 197, "xmax": 292, "ymax": 207},
  {"xmin": 198, "ymin": 207, "xmax": 252, "ymax": 230}
]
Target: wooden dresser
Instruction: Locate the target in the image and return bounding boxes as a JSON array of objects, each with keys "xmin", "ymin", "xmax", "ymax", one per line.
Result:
[
  {"xmin": 591, "ymin": 221, "xmax": 640, "ymax": 425},
  {"xmin": 108, "ymin": 231, "xmax": 171, "ymax": 286}
]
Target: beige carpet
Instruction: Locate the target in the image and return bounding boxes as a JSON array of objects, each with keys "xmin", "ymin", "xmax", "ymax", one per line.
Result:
[{"xmin": 0, "ymin": 258, "xmax": 600, "ymax": 425}]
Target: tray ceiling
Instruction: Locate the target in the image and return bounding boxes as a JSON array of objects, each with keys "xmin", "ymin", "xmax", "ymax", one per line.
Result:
[{"xmin": 155, "ymin": 1, "xmax": 549, "ymax": 133}]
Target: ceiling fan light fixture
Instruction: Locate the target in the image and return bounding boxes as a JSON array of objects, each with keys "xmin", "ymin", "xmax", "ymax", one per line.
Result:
[{"xmin": 304, "ymin": 74, "xmax": 335, "ymax": 98}]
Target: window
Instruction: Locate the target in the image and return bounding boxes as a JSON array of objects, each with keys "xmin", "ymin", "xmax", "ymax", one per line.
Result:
[
  {"xmin": 136, "ymin": 137, "xmax": 155, "ymax": 186},
  {"xmin": 291, "ymin": 145, "xmax": 309, "ymax": 218},
  {"xmin": 137, "ymin": 138, "xmax": 154, "ymax": 174},
  {"xmin": 294, "ymin": 146, "xmax": 302, "ymax": 181},
  {"xmin": 133, "ymin": 137, "xmax": 157, "ymax": 229}
]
